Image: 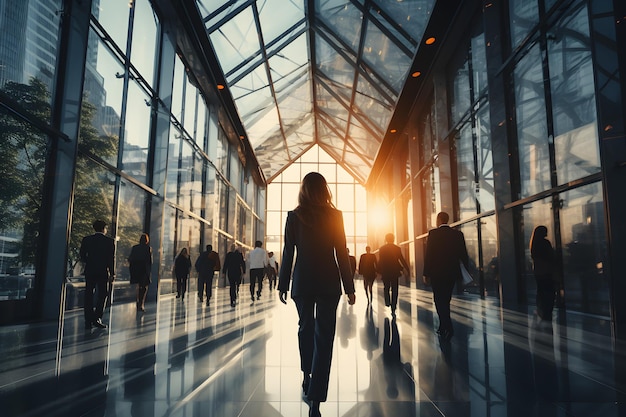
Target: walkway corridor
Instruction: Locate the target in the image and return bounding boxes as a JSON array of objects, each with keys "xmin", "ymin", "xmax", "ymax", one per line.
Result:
[{"xmin": 1, "ymin": 280, "xmax": 624, "ymax": 417}]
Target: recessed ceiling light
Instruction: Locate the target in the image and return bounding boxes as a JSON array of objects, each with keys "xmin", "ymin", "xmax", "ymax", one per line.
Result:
[
  {"xmin": 425, "ymin": 37, "xmax": 436, "ymax": 45},
  {"xmin": 217, "ymin": 84, "xmax": 225, "ymax": 90},
  {"xmin": 390, "ymin": 129, "xmax": 397, "ymax": 133},
  {"xmin": 411, "ymin": 71, "xmax": 421, "ymax": 78}
]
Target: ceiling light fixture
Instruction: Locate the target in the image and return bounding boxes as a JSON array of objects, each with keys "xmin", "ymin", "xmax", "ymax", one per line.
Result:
[
  {"xmin": 425, "ymin": 37, "xmax": 436, "ymax": 45},
  {"xmin": 217, "ymin": 84, "xmax": 225, "ymax": 90},
  {"xmin": 411, "ymin": 71, "xmax": 421, "ymax": 78}
]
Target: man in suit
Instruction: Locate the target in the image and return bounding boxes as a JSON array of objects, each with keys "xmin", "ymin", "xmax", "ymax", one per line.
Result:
[
  {"xmin": 378, "ymin": 233, "xmax": 410, "ymax": 316},
  {"xmin": 423, "ymin": 212, "xmax": 469, "ymax": 341},
  {"xmin": 195, "ymin": 244, "xmax": 221, "ymax": 305},
  {"xmin": 222, "ymin": 244, "xmax": 246, "ymax": 307},
  {"xmin": 248, "ymin": 240, "xmax": 269, "ymax": 302},
  {"xmin": 359, "ymin": 246, "xmax": 378, "ymax": 304},
  {"xmin": 80, "ymin": 219, "xmax": 116, "ymax": 329}
]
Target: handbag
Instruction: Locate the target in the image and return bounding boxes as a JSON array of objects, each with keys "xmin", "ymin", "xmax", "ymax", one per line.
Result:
[{"xmin": 459, "ymin": 261, "xmax": 473, "ymax": 285}]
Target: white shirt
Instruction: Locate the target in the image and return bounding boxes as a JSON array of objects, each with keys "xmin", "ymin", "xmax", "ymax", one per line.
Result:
[
  {"xmin": 248, "ymin": 247, "xmax": 268, "ymax": 269},
  {"xmin": 268, "ymin": 255, "xmax": 278, "ymax": 269}
]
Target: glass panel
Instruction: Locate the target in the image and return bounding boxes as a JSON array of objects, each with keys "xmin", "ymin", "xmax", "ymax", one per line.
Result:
[
  {"xmin": 559, "ymin": 183, "xmax": 608, "ymax": 316},
  {"xmin": 318, "ymin": 162, "xmax": 337, "ymax": 184},
  {"xmin": 0, "ymin": 108, "xmax": 47, "ymax": 301},
  {"xmin": 353, "ymin": 74, "xmax": 392, "ymax": 133},
  {"xmin": 179, "ymin": 139, "xmax": 194, "ymax": 212},
  {"xmin": 191, "ymin": 153, "xmax": 203, "ymax": 217},
  {"xmin": 183, "ymin": 77, "xmax": 197, "ymax": 137},
  {"xmin": 171, "ymin": 55, "xmax": 185, "ymax": 122},
  {"xmin": 160, "ymin": 205, "xmax": 176, "ymax": 294},
  {"xmin": 548, "ymin": 1, "xmax": 600, "ymax": 185},
  {"xmin": 448, "ymin": 49, "xmax": 471, "ymax": 125},
  {"xmin": 316, "ymin": 0, "xmax": 362, "ymax": 52},
  {"xmin": 209, "ymin": 7, "xmax": 259, "ymax": 74},
  {"xmin": 116, "ymin": 180, "xmax": 146, "ymax": 300},
  {"xmin": 204, "ymin": 165, "xmax": 217, "ymax": 227},
  {"xmin": 0, "ymin": 1, "xmax": 62, "ymax": 108},
  {"xmin": 196, "ymin": 98, "xmax": 207, "ymax": 146},
  {"xmin": 131, "ymin": 0, "xmax": 158, "ymax": 84},
  {"xmin": 92, "ymin": 0, "xmax": 130, "ymax": 54},
  {"xmin": 457, "ymin": 125, "xmax": 475, "ymax": 220},
  {"xmin": 122, "ymin": 79, "xmax": 151, "ymax": 182},
  {"xmin": 471, "ymin": 21, "xmax": 488, "ymax": 96},
  {"xmin": 514, "ymin": 45, "xmax": 550, "ymax": 198},
  {"xmin": 258, "ymin": 0, "xmax": 304, "ymax": 45},
  {"xmin": 337, "ymin": 183, "xmax": 355, "ymax": 212},
  {"xmin": 458, "ymin": 221, "xmax": 479, "ymax": 285},
  {"xmin": 477, "ymin": 104, "xmax": 495, "ymax": 212},
  {"xmin": 509, "ymin": 0, "xmax": 539, "ymax": 48},
  {"xmin": 67, "ymin": 157, "xmax": 116, "ymax": 308},
  {"xmin": 362, "ymin": 21, "xmax": 411, "ymax": 92},
  {"xmin": 166, "ymin": 126, "xmax": 181, "ymax": 202},
  {"xmin": 82, "ymin": 34, "xmax": 124, "ymax": 167},
  {"xmin": 348, "ymin": 118, "xmax": 380, "ymax": 158},
  {"xmin": 376, "ymin": 0, "xmax": 435, "ymax": 45},
  {"xmin": 316, "ymin": 35, "xmax": 355, "ymax": 94},
  {"xmin": 519, "ymin": 197, "xmax": 554, "ymax": 306},
  {"xmin": 481, "ymin": 215, "xmax": 499, "ymax": 297}
]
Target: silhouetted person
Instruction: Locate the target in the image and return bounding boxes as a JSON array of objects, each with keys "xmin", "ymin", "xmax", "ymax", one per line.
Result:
[
  {"xmin": 347, "ymin": 248, "xmax": 357, "ymax": 278},
  {"xmin": 174, "ymin": 248, "xmax": 191, "ymax": 300},
  {"xmin": 80, "ymin": 220, "xmax": 115, "ymax": 329},
  {"xmin": 248, "ymin": 240, "xmax": 269, "ymax": 301},
  {"xmin": 423, "ymin": 212, "xmax": 469, "ymax": 341},
  {"xmin": 359, "ymin": 246, "xmax": 378, "ymax": 303},
  {"xmin": 195, "ymin": 244, "xmax": 220, "ymax": 305},
  {"xmin": 530, "ymin": 225, "xmax": 556, "ymax": 320},
  {"xmin": 279, "ymin": 172, "xmax": 356, "ymax": 417},
  {"xmin": 378, "ymin": 233, "xmax": 410, "ymax": 316},
  {"xmin": 222, "ymin": 244, "xmax": 246, "ymax": 307},
  {"xmin": 128, "ymin": 233, "xmax": 152, "ymax": 312},
  {"xmin": 267, "ymin": 251, "xmax": 279, "ymax": 290}
]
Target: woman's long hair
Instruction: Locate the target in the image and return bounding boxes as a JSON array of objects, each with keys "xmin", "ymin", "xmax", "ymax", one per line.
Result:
[
  {"xmin": 295, "ymin": 172, "xmax": 334, "ymax": 224},
  {"xmin": 139, "ymin": 233, "xmax": 149, "ymax": 245},
  {"xmin": 178, "ymin": 247, "xmax": 189, "ymax": 258},
  {"xmin": 529, "ymin": 225, "xmax": 548, "ymax": 255}
]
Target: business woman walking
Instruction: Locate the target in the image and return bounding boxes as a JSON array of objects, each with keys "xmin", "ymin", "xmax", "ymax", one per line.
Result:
[{"xmin": 278, "ymin": 172, "xmax": 356, "ymax": 417}]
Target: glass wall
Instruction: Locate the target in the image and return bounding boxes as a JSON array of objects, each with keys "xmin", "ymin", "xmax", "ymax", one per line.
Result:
[
  {"xmin": 0, "ymin": 1, "xmax": 62, "ymax": 310},
  {"xmin": 508, "ymin": 0, "xmax": 608, "ymax": 315},
  {"xmin": 266, "ymin": 145, "xmax": 367, "ymax": 267}
]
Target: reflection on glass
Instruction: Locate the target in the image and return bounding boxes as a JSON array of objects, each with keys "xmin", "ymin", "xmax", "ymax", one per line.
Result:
[
  {"xmin": 0, "ymin": 106, "xmax": 47, "ymax": 301},
  {"xmin": 481, "ymin": 215, "xmax": 499, "ymax": 296},
  {"xmin": 515, "ymin": 45, "xmax": 550, "ymax": 198},
  {"xmin": 520, "ymin": 198, "xmax": 553, "ymax": 305},
  {"xmin": 115, "ymin": 180, "xmax": 147, "ymax": 298},
  {"xmin": 67, "ymin": 156, "xmax": 116, "ymax": 309},
  {"xmin": 548, "ymin": 1, "xmax": 600, "ymax": 185},
  {"xmin": 93, "ymin": 0, "xmax": 130, "ymax": 53},
  {"xmin": 560, "ymin": 183, "xmax": 608, "ymax": 316},
  {"xmin": 131, "ymin": 0, "xmax": 158, "ymax": 84},
  {"xmin": 509, "ymin": 0, "xmax": 538, "ymax": 48},
  {"xmin": 82, "ymin": 33, "xmax": 124, "ymax": 167},
  {"xmin": 122, "ymin": 80, "xmax": 151, "ymax": 182}
]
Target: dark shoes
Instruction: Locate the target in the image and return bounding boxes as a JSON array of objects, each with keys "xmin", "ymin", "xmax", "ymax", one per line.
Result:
[{"xmin": 231, "ymin": 301, "xmax": 236, "ymax": 307}]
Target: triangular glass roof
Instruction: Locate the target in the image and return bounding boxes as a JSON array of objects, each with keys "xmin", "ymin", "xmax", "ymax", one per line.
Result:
[{"xmin": 196, "ymin": 0, "xmax": 435, "ymax": 184}]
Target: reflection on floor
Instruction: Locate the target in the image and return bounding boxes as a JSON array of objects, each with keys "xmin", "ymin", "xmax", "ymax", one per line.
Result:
[{"xmin": 1, "ymin": 280, "xmax": 625, "ymax": 417}]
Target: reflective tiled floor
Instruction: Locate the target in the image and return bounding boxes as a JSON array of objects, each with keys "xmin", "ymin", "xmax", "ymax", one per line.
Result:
[{"xmin": 2, "ymin": 280, "xmax": 626, "ymax": 417}]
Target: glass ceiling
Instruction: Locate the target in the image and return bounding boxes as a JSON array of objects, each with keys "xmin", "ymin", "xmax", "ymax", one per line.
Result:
[{"xmin": 196, "ymin": 0, "xmax": 435, "ymax": 184}]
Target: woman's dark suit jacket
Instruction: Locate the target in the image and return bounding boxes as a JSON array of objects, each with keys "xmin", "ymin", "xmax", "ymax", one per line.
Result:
[{"xmin": 278, "ymin": 207, "xmax": 355, "ymax": 297}]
